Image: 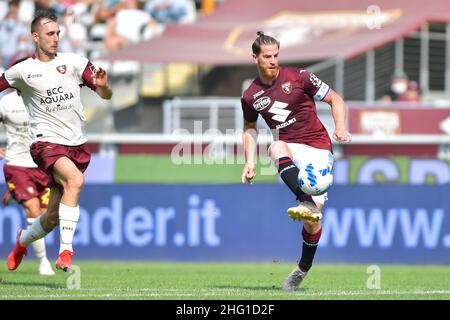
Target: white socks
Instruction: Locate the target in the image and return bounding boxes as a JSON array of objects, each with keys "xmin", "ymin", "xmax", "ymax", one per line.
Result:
[
  {"xmin": 20, "ymin": 216, "xmax": 49, "ymax": 246},
  {"xmin": 59, "ymin": 203, "xmax": 80, "ymax": 254},
  {"xmin": 19, "ymin": 204, "xmax": 80, "ymax": 255},
  {"xmin": 26, "ymin": 218, "xmax": 47, "ymax": 259}
]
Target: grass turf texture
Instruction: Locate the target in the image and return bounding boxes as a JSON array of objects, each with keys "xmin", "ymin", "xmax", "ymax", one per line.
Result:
[{"xmin": 0, "ymin": 262, "xmax": 449, "ymax": 300}]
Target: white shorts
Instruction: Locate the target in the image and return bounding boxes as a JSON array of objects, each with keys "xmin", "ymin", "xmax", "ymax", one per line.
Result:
[{"xmin": 287, "ymin": 143, "xmax": 334, "ymax": 205}]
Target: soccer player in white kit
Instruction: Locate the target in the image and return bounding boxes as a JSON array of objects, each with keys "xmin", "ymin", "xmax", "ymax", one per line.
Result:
[
  {"xmin": 0, "ymin": 10, "xmax": 112, "ymax": 272},
  {"xmin": 0, "ymin": 85, "xmax": 54, "ymax": 276}
]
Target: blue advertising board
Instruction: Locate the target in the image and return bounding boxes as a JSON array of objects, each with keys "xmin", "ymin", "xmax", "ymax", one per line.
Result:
[{"xmin": 0, "ymin": 184, "xmax": 449, "ymax": 263}]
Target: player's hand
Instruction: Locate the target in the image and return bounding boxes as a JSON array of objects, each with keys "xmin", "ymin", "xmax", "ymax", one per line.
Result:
[
  {"xmin": 0, "ymin": 147, "xmax": 5, "ymax": 159},
  {"xmin": 241, "ymin": 162, "xmax": 256, "ymax": 184},
  {"xmin": 92, "ymin": 67, "xmax": 109, "ymax": 88},
  {"xmin": 333, "ymin": 129, "xmax": 352, "ymax": 143}
]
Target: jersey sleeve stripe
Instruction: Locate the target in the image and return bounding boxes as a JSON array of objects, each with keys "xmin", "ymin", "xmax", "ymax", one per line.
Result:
[
  {"xmin": 81, "ymin": 61, "xmax": 97, "ymax": 91},
  {"xmin": 0, "ymin": 74, "xmax": 11, "ymax": 92}
]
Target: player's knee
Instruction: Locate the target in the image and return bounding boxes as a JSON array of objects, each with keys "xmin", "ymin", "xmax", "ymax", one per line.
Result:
[
  {"xmin": 64, "ymin": 172, "xmax": 85, "ymax": 194},
  {"xmin": 23, "ymin": 199, "xmax": 43, "ymax": 218},
  {"xmin": 268, "ymin": 141, "xmax": 290, "ymax": 160}
]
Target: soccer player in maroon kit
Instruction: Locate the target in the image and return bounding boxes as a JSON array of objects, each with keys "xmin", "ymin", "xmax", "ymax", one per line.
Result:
[{"xmin": 241, "ymin": 32, "xmax": 352, "ymax": 290}]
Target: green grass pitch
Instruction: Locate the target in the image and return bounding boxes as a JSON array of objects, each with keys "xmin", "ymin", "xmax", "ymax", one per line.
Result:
[{"xmin": 0, "ymin": 261, "xmax": 449, "ymax": 300}]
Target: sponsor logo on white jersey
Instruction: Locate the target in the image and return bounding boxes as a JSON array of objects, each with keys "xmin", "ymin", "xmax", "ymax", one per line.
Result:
[
  {"xmin": 27, "ymin": 74, "xmax": 42, "ymax": 79},
  {"xmin": 253, "ymin": 96, "xmax": 271, "ymax": 111}
]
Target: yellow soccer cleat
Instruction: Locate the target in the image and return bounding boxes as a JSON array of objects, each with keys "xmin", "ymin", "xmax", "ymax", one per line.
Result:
[{"xmin": 287, "ymin": 201, "xmax": 322, "ymax": 222}]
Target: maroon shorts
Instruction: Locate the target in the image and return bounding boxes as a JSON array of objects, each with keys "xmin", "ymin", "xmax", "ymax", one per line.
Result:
[
  {"xmin": 3, "ymin": 164, "xmax": 51, "ymax": 207},
  {"xmin": 30, "ymin": 141, "xmax": 91, "ymax": 184}
]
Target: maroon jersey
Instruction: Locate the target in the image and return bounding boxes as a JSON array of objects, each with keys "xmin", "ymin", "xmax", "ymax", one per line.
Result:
[{"xmin": 241, "ymin": 67, "xmax": 332, "ymax": 151}]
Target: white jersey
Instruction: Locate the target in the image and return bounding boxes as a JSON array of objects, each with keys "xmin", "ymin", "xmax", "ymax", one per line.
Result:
[
  {"xmin": 4, "ymin": 52, "xmax": 94, "ymax": 146},
  {"xmin": 0, "ymin": 90, "xmax": 37, "ymax": 167}
]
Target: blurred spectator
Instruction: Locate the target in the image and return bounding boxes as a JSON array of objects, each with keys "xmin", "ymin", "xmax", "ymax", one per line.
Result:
[
  {"xmin": 104, "ymin": 0, "xmax": 162, "ymax": 51},
  {"xmin": 52, "ymin": 0, "xmax": 76, "ymax": 15},
  {"xmin": 397, "ymin": 80, "xmax": 421, "ymax": 103},
  {"xmin": 0, "ymin": 2, "xmax": 8, "ymax": 20},
  {"xmin": 144, "ymin": 0, "xmax": 192, "ymax": 24},
  {"xmin": 94, "ymin": 0, "xmax": 128, "ymax": 23},
  {"xmin": 59, "ymin": 6, "xmax": 88, "ymax": 56},
  {"xmin": 199, "ymin": 0, "xmax": 215, "ymax": 16},
  {"xmin": 381, "ymin": 72, "xmax": 409, "ymax": 102},
  {"xmin": 34, "ymin": 0, "xmax": 54, "ymax": 12},
  {"xmin": 0, "ymin": 0, "xmax": 31, "ymax": 69},
  {"xmin": 17, "ymin": 0, "xmax": 35, "ymax": 24}
]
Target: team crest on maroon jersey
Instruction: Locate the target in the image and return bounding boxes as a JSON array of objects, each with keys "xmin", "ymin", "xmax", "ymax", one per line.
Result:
[
  {"xmin": 281, "ymin": 82, "xmax": 292, "ymax": 94},
  {"xmin": 56, "ymin": 65, "xmax": 67, "ymax": 74}
]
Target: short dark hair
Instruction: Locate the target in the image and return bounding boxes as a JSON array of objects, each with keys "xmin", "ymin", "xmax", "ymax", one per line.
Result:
[
  {"xmin": 252, "ymin": 31, "xmax": 280, "ymax": 55},
  {"xmin": 31, "ymin": 10, "xmax": 58, "ymax": 33}
]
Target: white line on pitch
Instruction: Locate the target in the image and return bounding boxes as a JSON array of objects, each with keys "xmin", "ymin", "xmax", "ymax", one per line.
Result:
[{"xmin": 0, "ymin": 290, "xmax": 449, "ymax": 299}]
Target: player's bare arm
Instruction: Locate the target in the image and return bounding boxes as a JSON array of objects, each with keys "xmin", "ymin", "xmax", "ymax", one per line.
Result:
[
  {"xmin": 322, "ymin": 89, "xmax": 352, "ymax": 143},
  {"xmin": 0, "ymin": 147, "xmax": 5, "ymax": 159},
  {"xmin": 93, "ymin": 67, "xmax": 112, "ymax": 99},
  {"xmin": 242, "ymin": 119, "xmax": 257, "ymax": 184}
]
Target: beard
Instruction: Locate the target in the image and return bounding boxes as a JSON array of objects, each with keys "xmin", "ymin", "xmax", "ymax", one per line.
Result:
[{"xmin": 263, "ymin": 66, "xmax": 279, "ymax": 79}]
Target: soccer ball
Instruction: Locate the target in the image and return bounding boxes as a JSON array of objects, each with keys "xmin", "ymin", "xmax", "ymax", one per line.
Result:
[{"xmin": 298, "ymin": 162, "xmax": 333, "ymax": 196}]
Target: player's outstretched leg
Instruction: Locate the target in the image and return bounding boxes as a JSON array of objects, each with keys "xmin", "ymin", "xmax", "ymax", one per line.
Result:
[
  {"xmin": 283, "ymin": 224, "xmax": 322, "ymax": 290},
  {"xmin": 287, "ymin": 201, "xmax": 322, "ymax": 222},
  {"xmin": 26, "ymin": 218, "xmax": 55, "ymax": 276},
  {"xmin": 22, "ymin": 194, "xmax": 56, "ymax": 276},
  {"xmin": 7, "ymin": 229, "xmax": 28, "ymax": 271},
  {"xmin": 52, "ymin": 158, "xmax": 83, "ymax": 273},
  {"xmin": 55, "ymin": 202, "xmax": 79, "ymax": 273}
]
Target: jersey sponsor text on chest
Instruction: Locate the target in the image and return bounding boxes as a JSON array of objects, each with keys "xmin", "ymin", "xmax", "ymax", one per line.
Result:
[{"xmin": 40, "ymin": 86, "xmax": 75, "ymax": 105}]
